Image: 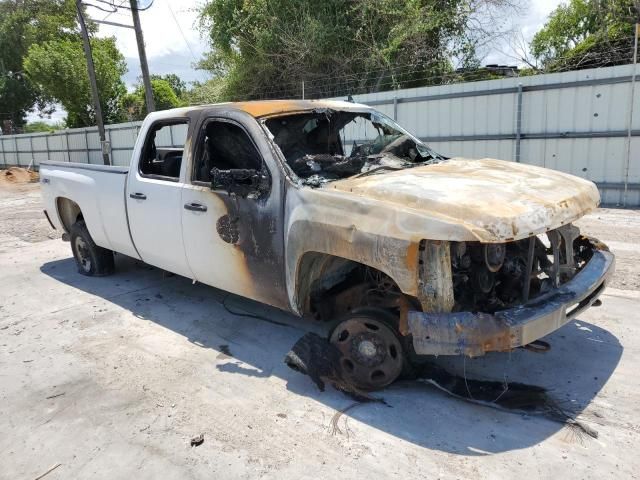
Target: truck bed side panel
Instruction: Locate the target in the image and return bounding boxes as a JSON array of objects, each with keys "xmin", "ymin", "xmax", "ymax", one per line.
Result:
[{"xmin": 40, "ymin": 162, "xmax": 139, "ymax": 259}]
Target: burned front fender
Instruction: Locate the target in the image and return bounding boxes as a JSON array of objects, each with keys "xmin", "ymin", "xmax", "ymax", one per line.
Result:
[{"xmin": 407, "ymin": 243, "xmax": 615, "ymax": 357}]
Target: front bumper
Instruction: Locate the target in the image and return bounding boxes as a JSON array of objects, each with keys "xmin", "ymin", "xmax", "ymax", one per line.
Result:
[{"xmin": 407, "ymin": 243, "xmax": 615, "ymax": 356}]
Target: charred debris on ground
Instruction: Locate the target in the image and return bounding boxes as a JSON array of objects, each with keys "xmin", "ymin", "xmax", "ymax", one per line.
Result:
[{"xmin": 284, "ymin": 332, "xmax": 598, "ymax": 439}]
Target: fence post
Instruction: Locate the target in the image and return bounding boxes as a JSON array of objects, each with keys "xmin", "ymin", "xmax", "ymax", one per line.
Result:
[
  {"xmin": 0, "ymin": 138, "xmax": 5, "ymax": 168},
  {"xmin": 45, "ymin": 134, "xmax": 50, "ymax": 162},
  {"xmin": 84, "ymin": 129, "xmax": 90, "ymax": 164},
  {"xmin": 515, "ymin": 83, "xmax": 523, "ymax": 163},
  {"xmin": 106, "ymin": 127, "xmax": 112, "ymax": 164},
  {"xmin": 65, "ymin": 131, "xmax": 70, "ymax": 162},
  {"xmin": 393, "ymin": 94, "xmax": 398, "ymax": 121},
  {"xmin": 28, "ymin": 135, "xmax": 34, "ymax": 170},
  {"xmin": 14, "ymin": 136, "xmax": 19, "ymax": 167}
]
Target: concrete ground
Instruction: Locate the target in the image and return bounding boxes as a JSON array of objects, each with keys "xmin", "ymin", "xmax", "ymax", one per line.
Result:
[{"xmin": 1, "ymin": 182, "xmax": 639, "ymax": 479}]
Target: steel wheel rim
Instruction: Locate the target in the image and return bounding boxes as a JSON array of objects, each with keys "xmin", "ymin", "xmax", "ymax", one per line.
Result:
[
  {"xmin": 74, "ymin": 236, "xmax": 92, "ymax": 272},
  {"xmin": 330, "ymin": 317, "xmax": 403, "ymax": 390}
]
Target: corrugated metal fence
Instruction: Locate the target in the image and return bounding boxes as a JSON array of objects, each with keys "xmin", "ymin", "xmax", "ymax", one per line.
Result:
[
  {"xmin": 0, "ymin": 121, "xmax": 142, "ymax": 168},
  {"xmin": 335, "ymin": 63, "xmax": 639, "ymax": 207},
  {"xmin": 1, "ymin": 63, "xmax": 638, "ymax": 206}
]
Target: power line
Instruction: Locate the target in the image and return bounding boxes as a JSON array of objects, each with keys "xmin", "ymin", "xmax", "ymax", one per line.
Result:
[
  {"xmin": 90, "ymin": 0, "xmax": 154, "ymax": 11},
  {"xmin": 165, "ymin": 0, "xmax": 198, "ymax": 62},
  {"xmin": 101, "ymin": 0, "xmax": 128, "ymax": 21},
  {"xmin": 82, "ymin": 1, "xmax": 117, "ymax": 13}
]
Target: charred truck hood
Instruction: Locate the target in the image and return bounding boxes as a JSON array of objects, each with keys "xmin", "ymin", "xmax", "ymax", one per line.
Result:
[{"xmin": 327, "ymin": 158, "xmax": 600, "ymax": 243}]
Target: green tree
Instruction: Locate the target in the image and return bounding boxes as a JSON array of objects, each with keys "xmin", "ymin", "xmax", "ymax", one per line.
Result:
[
  {"xmin": 23, "ymin": 120, "xmax": 62, "ymax": 133},
  {"xmin": 531, "ymin": 0, "xmax": 639, "ymax": 71},
  {"xmin": 197, "ymin": 0, "xmax": 517, "ymax": 100},
  {"xmin": 182, "ymin": 78, "xmax": 226, "ymax": 105},
  {"xmin": 147, "ymin": 79, "xmax": 181, "ymax": 110},
  {"xmin": 0, "ymin": 0, "xmax": 81, "ymax": 133},
  {"xmin": 121, "ymin": 78, "xmax": 181, "ymax": 121},
  {"xmin": 150, "ymin": 73, "xmax": 187, "ymax": 98},
  {"xmin": 24, "ymin": 37, "xmax": 127, "ymax": 127}
]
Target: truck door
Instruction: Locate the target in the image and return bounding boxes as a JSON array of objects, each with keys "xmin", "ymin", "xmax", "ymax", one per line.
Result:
[
  {"xmin": 126, "ymin": 118, "xmax": 193, "ymax": 279},
  {"xmin": 181, "ymin": 114, "xmax": 288, "ymax": 310}
]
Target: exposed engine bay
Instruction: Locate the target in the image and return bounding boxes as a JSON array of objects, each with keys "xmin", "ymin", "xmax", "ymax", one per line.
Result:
[
  {"xmin": 300, "ymin": 224, "xmax": 597, "ymax": 324},
  {"xmin": 264, "ymin": 109, "xmax": 444, "ymax": 186},
  {"xmin": 450, "ymin": 224, "xmax": 595, "ymax": 313}
]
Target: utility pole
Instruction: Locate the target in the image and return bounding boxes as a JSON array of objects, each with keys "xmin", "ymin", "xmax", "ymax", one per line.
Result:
[
  {"xmin": 130, "ymin": 0, "xmax": 155, "ymax": 113},
  {"xmin": 623, "ymin": 22, "xmax": 639, "ymax": 208},
  {"xmin": 76, "ymin": 0, "xmax": 110, "ymax": 165}
]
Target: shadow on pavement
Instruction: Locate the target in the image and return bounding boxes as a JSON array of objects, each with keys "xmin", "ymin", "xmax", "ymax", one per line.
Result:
[{"xmin": 41, "ymin": 254, "xmax": 623, "ymax": 456}]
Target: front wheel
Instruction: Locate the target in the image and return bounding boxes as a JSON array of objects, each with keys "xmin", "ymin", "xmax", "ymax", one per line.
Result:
[
  {"xmin": 329, "ymin": 310, "xmax": 406, "ymax": 391},
  {"xmin": 70, "ymin": 220, "xmax": 115, "ymax": 276}
]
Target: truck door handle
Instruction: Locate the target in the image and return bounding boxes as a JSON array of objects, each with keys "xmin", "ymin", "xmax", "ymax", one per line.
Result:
[
  {"xmin": 184, "ymin": 202, "xmax": 207, "ymax": 212},
  {"xmin": 129, "ymin": 192, "xmax": 147, "ymax": 200}
]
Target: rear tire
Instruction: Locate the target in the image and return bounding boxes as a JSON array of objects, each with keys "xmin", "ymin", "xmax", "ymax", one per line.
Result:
[{"xmin": 70, "ymin": 220, "xmax": 115, "ymax": 276}]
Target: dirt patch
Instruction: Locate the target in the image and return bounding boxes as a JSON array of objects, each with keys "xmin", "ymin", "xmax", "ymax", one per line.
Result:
[
  {"xmin": 0, "ymin": 182, "xmax": 57, "ymax": 244},
  {"xmin": 0, "ymin": 167, "xmax": 39, "ymax": 185},
  {"xmin": 575, "ymin": 208, "xmax": 640, "ymax": 291}
]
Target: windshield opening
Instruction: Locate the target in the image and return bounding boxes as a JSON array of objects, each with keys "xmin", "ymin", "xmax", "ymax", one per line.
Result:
[{"xmin": 264, "ymin": 109, "xmax": 445, "ymax": 187}]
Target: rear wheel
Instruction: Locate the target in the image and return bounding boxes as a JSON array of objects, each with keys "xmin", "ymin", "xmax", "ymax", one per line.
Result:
[
  {"xmin": 70, "ymin": 220, "xmax": 115, "ymax": 276},
  {"xmin": 329, "ymin": 310, "xmax": 405, "ymax": 391}
]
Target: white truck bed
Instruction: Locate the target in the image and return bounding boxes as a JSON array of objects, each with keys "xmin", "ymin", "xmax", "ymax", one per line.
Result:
[{"xmin": 39, "ymin": 161, "xmax": 140, "ymax": 259}]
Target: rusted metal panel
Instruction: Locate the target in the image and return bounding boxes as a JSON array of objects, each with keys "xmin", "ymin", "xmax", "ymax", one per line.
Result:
[
  {"xmin": 417, "ymin": 240, "xmax": 454, "ymax": 313},
  {"xmin": 232, "ymin": 99, "xmax": 364, "ymax": 118},
  {"xmin": 285, "ymin": 191, "xmax": 422, "ymax": 314}
]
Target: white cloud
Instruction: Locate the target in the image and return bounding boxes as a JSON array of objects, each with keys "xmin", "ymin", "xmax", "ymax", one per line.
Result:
[
  {"xmin": 520, "ymin": 0, "xmax": 564, "ymax": 38},
  {"xmin": 483, "ymin": 0, "xmax": 564, "ymax": 65},
  {"xmin": 93, "ymin": 0, "xmax": 208, "ymax": 87}
]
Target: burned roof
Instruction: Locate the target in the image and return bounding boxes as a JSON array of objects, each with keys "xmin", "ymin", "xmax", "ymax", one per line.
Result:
[
  {"xmin": 147, "ymin": 99, "xmax": 372, "ymax": 122},
  {"xmin": 231, "ymin": 100, "xmax": 370, "ymax": 118}
]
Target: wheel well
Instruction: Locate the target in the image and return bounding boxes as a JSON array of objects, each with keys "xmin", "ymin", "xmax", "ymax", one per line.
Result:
[
  {"xmin": 56, "ymin": 197, "xmax": 83, "ymax": 233},
  {"xmin": 296, "ymin": 252, "xmax": 407, "ymax": 321}
]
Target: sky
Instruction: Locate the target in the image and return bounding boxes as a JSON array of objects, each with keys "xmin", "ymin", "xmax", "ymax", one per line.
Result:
[
  {"xmin": 32, "ymin": 0, "xmax": 565, "ymax": 124},
  {"xmin": 94, "ymin": 0, "xmax": 209, "ymax": 88},
  {"xmin": 484, "ymin": 0, "xmax": 566, "ymax": 65}
]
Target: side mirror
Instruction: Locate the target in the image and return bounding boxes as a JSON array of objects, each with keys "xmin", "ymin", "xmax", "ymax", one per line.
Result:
[{"xmin": 210, "ymin": 167, "xmax": 270, "ymax": 197}]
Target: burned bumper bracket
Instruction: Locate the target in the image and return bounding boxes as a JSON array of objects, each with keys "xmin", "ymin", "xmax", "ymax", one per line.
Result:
[{"xmin": 407, "ymin": 247, "xmax": 615, "ymax": 357}]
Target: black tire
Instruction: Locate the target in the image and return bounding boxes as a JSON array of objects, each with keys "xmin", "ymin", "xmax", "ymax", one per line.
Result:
[{"xmin": 70, "ymin": 220, "xmax": 115, "ymax": 276}]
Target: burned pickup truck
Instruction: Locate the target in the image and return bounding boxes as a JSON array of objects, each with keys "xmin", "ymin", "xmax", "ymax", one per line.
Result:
[{"xmin": 40, "ymin": 100, "xmax": 614, "ymax": 390}]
